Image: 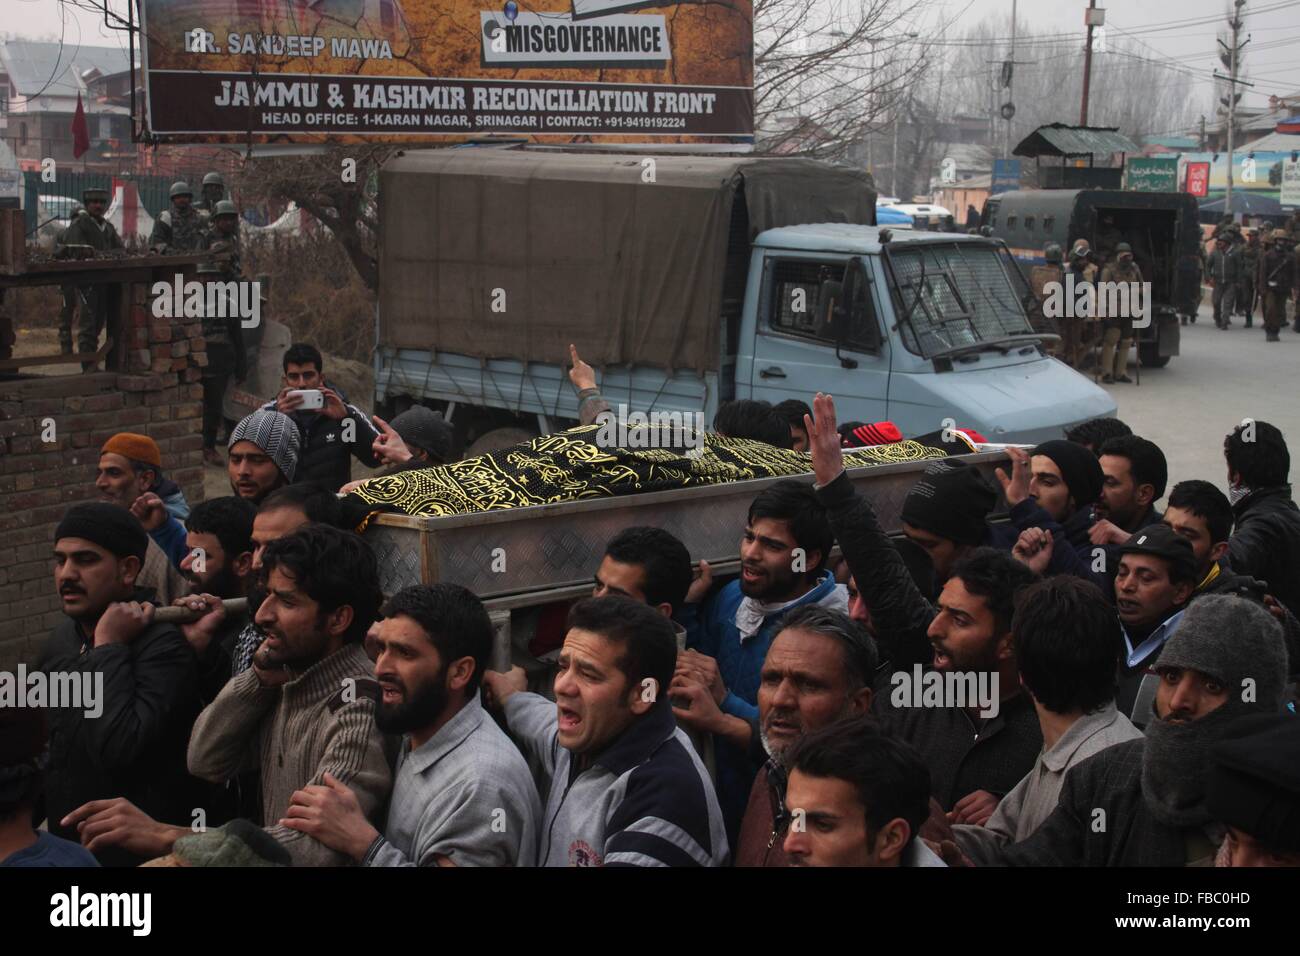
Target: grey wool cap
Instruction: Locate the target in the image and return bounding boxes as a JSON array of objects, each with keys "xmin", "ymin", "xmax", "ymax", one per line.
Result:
[{"xmin": 229, "ymin": 409, "xmax": 301, "ymax": 482}]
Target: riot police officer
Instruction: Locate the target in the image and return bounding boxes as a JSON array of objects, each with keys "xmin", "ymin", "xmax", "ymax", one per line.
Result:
[{"xmin": 196, "ymin": 171, "xmax": 226, "ymax": 214}]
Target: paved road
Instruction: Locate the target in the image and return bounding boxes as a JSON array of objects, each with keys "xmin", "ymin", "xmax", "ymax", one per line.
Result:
[{"xmin": 1098, "ymin": 300, "xmax": 1299, "ymax": 494}]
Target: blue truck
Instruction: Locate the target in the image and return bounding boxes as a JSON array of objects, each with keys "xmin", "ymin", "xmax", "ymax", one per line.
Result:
[{"xmin": 374, "ymin": 149, "xmax": 1115, "ymax": 456}]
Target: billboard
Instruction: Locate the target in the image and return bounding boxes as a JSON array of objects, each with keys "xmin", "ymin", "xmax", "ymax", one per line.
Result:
[
  {"xmin": 137, "ymin": 0, "xmax": 753, "ymax": 145},
  {"xmin": 1184, "ymin": 161, "xmax": 1210, "ymax": 198},
  {"xmin": 1125, "ymin": 156, "xmax": 1177, "ymax": 193}
]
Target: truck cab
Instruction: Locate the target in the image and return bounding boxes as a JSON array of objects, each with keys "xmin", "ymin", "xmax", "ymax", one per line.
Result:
[{"xmin": 738, "ymin": 224, "xmax": 1116, "ymax": 444}]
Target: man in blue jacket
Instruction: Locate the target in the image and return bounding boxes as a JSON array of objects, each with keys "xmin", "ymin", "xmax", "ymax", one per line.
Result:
[{"xmin": 675, "ymin": 479, "xmax": 847, "ymax": 841}]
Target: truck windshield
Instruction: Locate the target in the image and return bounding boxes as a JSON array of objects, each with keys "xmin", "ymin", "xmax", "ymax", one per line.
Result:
[{"xmin": 886, "ymin": 241, "xmax": 1035, "ymax": 358}]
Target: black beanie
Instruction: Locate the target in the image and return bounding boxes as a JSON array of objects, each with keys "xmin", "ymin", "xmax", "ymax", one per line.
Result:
[
  {"xmin": 1207, "ymin": 713, "xmax": 1300, "ymax": 852},
  {"xmin": 1032, "ymin": 439, "xmax": 1104, "ymax": 510},
  {"xmin": 54, "ymin": 502, "xmax": 149, "ymax": 564},
  {"xmin": 901, "ymin": 460, "xmax": 997, "ymax": 545}
]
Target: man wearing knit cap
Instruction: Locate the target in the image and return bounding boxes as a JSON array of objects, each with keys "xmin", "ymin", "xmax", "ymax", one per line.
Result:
[
  {"xmin": 1001, "ymin": 441, "xmax": 1115, "ymax": 594},
  {"xmin": 227, "ymin": 409, "xmax": 300, "ymax": 504},
  {"xmin": 39, "ymin": 504, "xmax": 202, "ymax": 866},
  {"xmin": 900, "ymin": 458, "xmax": 998, "ymax": 587},
  {"xmin": 97, "ymin": 432, "xmax": 190, "ymax": 571},
  {"xmin": 1208, "ymin": 714, "xmax": 1300, "ymax": 867},
  {"xmin": 369, "ymin": 405, "xmax": 455, "ymax": 473},
  {"xmin": 998, "ymin": 594, "xmax": 1289, "ymax": 866}
]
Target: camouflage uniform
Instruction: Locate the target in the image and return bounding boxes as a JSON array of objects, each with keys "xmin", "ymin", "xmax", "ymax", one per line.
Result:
[
  {"xmin": 1259, "ymin": 232, "xmax": 1295, "ymax": 341},
  {"xmin": 150, "ymin": 203, "xmax": 206, "ymax": 253},
  {"xmin": 194, "ymin": 263, "xmax": 248, "ymax": 450},
  {"xmin": 57, "ymin": 207, "xmax": 124, "ymax": 359},
  {"xmin": 1098, "ymin": 252, "xmax": 1142, "ymax": 382}
]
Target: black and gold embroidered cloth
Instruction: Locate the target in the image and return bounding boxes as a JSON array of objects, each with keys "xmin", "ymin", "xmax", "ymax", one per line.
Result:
[{"xmin": 345, "ymin": 425, "xmax": 947, "ymax": 520}]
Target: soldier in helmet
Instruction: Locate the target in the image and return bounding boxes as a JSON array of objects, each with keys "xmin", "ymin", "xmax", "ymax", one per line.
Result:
[
  {"xmin": 1029, "ymin": 243, "xmax": 1068, "ymax": 363},
  {"xmin": 56, "ymin": 187, "xmax": 124, "ymax": 371},
  {"xmin": 150, "ymin": 181, "xmax": 205, "ymax": 253},
  {"xmin": 194, "ymin": 262, "xmax": 248, "ymax": 465},
  {"xmin": 196, "ymin": 171, "xmax": 226, "ymax": 214},
  {"xmin": 201, "ymin": 199, "xmax": 243, "ymax": 278},
  {"xmin": 1260, "ymin": 229, "xmax": 1295, "ymax": 342},
  {"xmin": 55, "ymin": 202, "xmax": 85, "ymax": 354},
  {"xmin": 1098, "ymin": 241, "xmax": 1142, "ymax": 384}
]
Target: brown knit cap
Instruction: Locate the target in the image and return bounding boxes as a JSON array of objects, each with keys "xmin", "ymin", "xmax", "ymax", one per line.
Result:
[{"xmin": 101, "ymin": 432, "xmax": 162, "ymax": 468}]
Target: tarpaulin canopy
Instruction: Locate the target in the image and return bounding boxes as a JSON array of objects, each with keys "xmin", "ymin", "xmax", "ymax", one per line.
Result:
[{"xmin": 378, "ymin": 149, "xmax": 876, "ymax": 374}]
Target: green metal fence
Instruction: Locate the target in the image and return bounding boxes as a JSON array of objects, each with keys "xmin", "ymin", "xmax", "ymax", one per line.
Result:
[{"xmin": 23, "ymin": 171, "xmax": 175, "ymax": 235}]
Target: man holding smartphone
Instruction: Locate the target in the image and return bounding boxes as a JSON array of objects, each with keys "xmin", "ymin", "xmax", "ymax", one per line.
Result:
[{"xmin": 263, "ymin": 343, "xmax": 382, "ymax": 492}]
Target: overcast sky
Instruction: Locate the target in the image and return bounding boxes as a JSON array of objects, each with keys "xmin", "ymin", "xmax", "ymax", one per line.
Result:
[{"xmin": 7, "ymin": 0, "xmax": 1299, "ymax": 113}]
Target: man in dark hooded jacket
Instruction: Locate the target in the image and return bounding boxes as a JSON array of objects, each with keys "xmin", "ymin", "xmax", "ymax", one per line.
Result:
[{"xmin": 994, "ymin": 595, "xmax": 1288, "ymax": 866}]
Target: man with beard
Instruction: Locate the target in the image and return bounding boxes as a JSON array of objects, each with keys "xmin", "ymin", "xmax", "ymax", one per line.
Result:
[
  {"xmin": 997, "ymin": 594, "xmax": 1288, "ymax": 866},
  {"xmin": 94, "ymin": 433, "xmax": 189, "ymax": 603},
  {"xmin": 484, "ymin": 596, "xmax": 728, "ymax": 867},
  {"xmin": 782, "ymin": 717, "xmax": 943, "ymax": 867},
  {"xmin": 39, "ymin": 504, "xmax": 201, "ymax": 867},
  {"xmin": 279, "ymin": 585, "xmax": 540, "ymax": 866},
  {"xmin": 227, "ymin": 409, "xmax": 300, "ymax": 505},
  {"xmin": 1090, "ymin": 435, "xmax": 1168, "ymax": 546},
  {"xmin": 173, "ymin": 496, "xmax": 257, "ymax": 703},
  {"xmin": 679, "ymin": 479, "xmax": 846, "ymax": 840},
  {"xmin": 186, "ymin": 525, "xmax": 390, "ymax": 865},
  {"xmin": 805, "ymin": 390, "xmax": 1045, "ymax": 829},
  {"xmin": 1112, "ymin": 525, "xmax": 1198, "ymax": 728},
  {"xmin": 995, "ymin": 440, "xmax": 1111, "ymax": 593},
  {"xmin": 951, "ymin": 577, "xmax": 1141, "ymax": 863},
  {"xmin": 228, "ymin": 483, "xmax": 339, "ymax": 679},
  {"xmin": 728, "ymin": 606, "xmax": 877, "ymax": 866}
]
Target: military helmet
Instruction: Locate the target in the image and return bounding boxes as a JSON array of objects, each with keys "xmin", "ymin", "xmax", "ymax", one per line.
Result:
[
  {"xmin": 1115, "ymin": 242, "xmax": 1133, "ymax": 255},
  {"xmin": 1044, "ymin": 243, "xmax": 1063, "ymax": 264},
  {"xmin": 1272, "ymin": 229, "xmax": 1292, "ymax": 242},
  {"xmin": 213, "ymin": 199, "xmax": 238, "ymax": 218},
  {"xmin": 202, "ymin": 172, "xmax": 225, "ymax": 188},
  {"xmin": 82, "ymin": 186, "xmax": 109, "ymax": 203},
  {"xmin": 170, "ymin": 181, "xmax": 193, "ymax": 199}
]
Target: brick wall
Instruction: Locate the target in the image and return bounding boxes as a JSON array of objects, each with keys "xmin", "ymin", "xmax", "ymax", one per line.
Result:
[{"xmin": 0, "ymin": 285, "xmax": 207, "ymax": 671}]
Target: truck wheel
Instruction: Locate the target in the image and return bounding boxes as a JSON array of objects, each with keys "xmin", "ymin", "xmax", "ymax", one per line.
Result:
[
  {"xmin": 1138, "ymin": 344, "xmax": 1170, "ymax": 368},
  {"xmin": 465, "ymin": 426, "xmax": 536, "ymax": 458}
]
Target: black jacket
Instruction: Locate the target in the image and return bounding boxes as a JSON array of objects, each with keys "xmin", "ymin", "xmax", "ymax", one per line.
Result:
[
  {"xmin": 996, "ymin": 739, "xmax": 1212, "ymax": 866},
  {"xmin": 814, "ymin": 472, "xmax": 1043, "ymax": 808},
  {"xmin": 1228, "ymin": 485, "xmax": 1300, "ymax": 620},
  {"xmin": 37, "ymin": 589, "xmax": 202, "ymax": 866},
  {"xmin": 261, "ymin": 381, "xmax": 381, "ymax": 492}
]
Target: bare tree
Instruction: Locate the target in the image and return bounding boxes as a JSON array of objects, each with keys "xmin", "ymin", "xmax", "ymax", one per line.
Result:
[
  {"xmin": 941, "ymin": 18, "xmax": 1203, "ymax": 164},
  {"xmin": 753, "ymin": 0, "xmax": 934, "ymax": 160},
  {"xmin": 243, "ymin": 147, "xmax": 389, "ymax": 292}
]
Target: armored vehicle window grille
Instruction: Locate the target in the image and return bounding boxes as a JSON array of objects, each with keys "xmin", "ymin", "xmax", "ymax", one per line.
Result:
[
  {"xmin": 1024, "ymin": 216, "xmax": 1035, "ymax": 230},
  {"xmin": 887, "ymin": 243, "xmax": 1034, "ymax": 357},
  {"xmin": 1006, "ymin": 215, "xmax": 1018, "ymax": 228},
  {"xmin": 1044, "ymin": 216, "xmax": 1055, "ymax": 232}
]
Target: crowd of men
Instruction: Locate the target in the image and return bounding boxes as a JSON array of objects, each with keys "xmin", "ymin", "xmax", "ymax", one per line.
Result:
[{"xmin": 2, "ymin": 332, "xmax": 1298, "ymax": 869}]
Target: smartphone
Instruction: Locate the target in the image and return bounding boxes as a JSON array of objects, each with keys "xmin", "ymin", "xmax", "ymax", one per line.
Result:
[{"xmin": 288, "ymin": 388, "xmax": 324, "ymax": 409}]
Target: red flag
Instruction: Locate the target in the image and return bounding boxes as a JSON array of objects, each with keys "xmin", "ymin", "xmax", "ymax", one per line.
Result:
[{"xmin": 71, "ymin": 92, "xmax": 90, "ymax": 159}]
